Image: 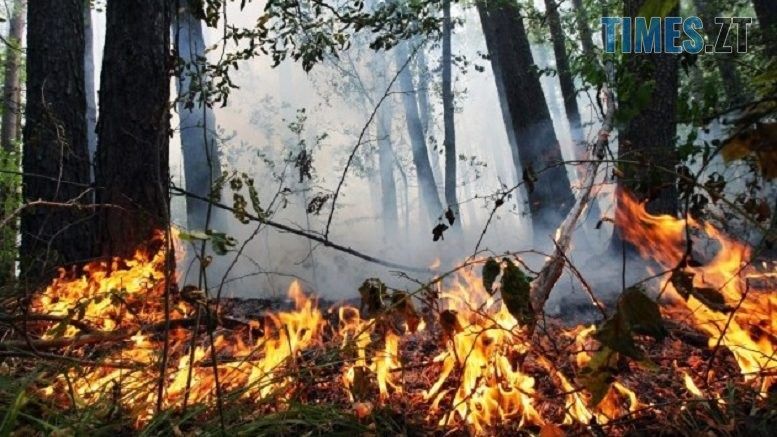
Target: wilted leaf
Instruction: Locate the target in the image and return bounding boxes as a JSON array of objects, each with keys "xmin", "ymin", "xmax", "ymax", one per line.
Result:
[
  {"xmin": 596, "ymin": 312, "xmax": 641, "ymax": 359},
  {"xmin": 358, "ymin": 278, "xmax": 387, "ymax": 317},
  {"xmin": 444, "ymin": 207, "xmax": 456, "ymax": 225},
  {"xmin": 500, "ymin": 260, "xmax": 534, "ymax": 326},
  {"xmin": 539, "ymin": 423, "xmax": 565, "ymax": 437},
  {"xmin": 580, "ymin": 346, "xmax": 618, "ymax": 406},
  {"xmin": 618, "ymin": 286, "xmax": 667, "ymax": 341},
  {"xmin": 432, "ymin": 223, "xmax": 449, "ymax": 241},
  {"xmin": 482, "ymin": 257, "xmax": 501, "ymax": 294},
  {"xmin": 721, "ymin": 122, "xmax": 777, "ymax": 179}
]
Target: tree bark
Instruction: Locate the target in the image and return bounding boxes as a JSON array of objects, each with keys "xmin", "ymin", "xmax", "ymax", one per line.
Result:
[
  {"xmin": 616, "ymin": 0, "xmax": 679, "ymax": 218},
  {"xmin": 395, "ymin": 42, "xmax": 444, "ymax": 224},
  {"xmin": 544, "ymin": 0, "xmax": 581, "ymax": 130},
  {"xmin": 442, "ymin": 0, "xmax": 459, "ymax": 223},
  {"xmin": 0, "ymin": 0, "xmax": 26, "ymax": 287},
  {"xmin": 478, "ymin": 0, "xmax": 574, "ymax": 237},
  {"xmin": 175, "ymin": 1, "xmax": 222, "ymax": 231},
  {"xmin": 21, "ymin": 0, "xmax": 92, "ymax": 284},
  {"xmin": 95, "ymin": 0, "xmax": 172, "ymax": 257}
]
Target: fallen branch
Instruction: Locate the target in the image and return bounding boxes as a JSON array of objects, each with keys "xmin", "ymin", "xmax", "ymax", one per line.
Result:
[
  {"xmin": 170, "ymin": 187, "xmax": 431, "ymax": 273},
  {"xmin": 529, "ymin": 60, "xmax": 616, "ymax": 315}
]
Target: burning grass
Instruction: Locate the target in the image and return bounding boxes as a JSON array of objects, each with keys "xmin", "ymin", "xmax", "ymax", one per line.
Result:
[{"xmin": 1, "ymin": 193, "xmax": 776, "ymax": 435}]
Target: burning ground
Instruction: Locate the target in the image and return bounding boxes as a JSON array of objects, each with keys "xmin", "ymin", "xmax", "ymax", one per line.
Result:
[{"xmin": 1, "ymin": 192, "xmax": 775, "ymax": 436}]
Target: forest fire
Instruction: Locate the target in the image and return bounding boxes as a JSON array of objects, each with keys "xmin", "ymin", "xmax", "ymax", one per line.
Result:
[{"xmin": 4, "ymin": 191, "xmax": 773, "ymax": 434}]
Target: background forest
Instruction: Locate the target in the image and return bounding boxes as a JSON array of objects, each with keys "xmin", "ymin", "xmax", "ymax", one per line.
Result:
[{"xmin": 0, "ymin": 0, "xmax": 775, "ymax": 435}]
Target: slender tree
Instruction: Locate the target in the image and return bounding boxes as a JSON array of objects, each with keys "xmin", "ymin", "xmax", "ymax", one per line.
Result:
[
  {"xmin": 175, "ymin": 0, "xmax": 222, "ymax": 231},
  {"xmin": 84, "ymin": 1, "xmax": 97, "ymax": 167},
  {"xmin": 0, "ymin": 0, "xmax": 26, "ymax": 286},
  {"xmin": 544, "ymin": 0, "xmax": 581, "ymax": 130},
  {"xmin": 478, "ymin": 0, "xmax": 574, "ymax": 236},
  {"xmin": 377, "ymin": 103, "xmax": 399, "ymax": 233},
  {"xmin": 395, "ymin": 41, "xmax": 444, "ymax": 224},
  {"xmin": 21, "ymin": 0, "xmax": 92, "ymax": 283},
  {"xmin": 615, "ymin": 0, "xmax": 680, "ymax": 217},
  {"xmin": 441, "ymin": 0, "xmax": 459, "ymax": 224},
  {"xmin": 95, "ymin": 0, "xmax": 172, "ymax": 257}
]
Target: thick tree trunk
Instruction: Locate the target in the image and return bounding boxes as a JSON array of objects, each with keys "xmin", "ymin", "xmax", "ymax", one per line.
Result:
[
  {"xmin": 612, "ymin": 0, "xmax": 680, "ymax": 255},
  {"xmin": 752, "ymin": 0, "xmax": 777, "ymax": 58},
  {"xmin": 479, "ymin": 0, "xmax": 574, "ymax": 237},
  {"xmin": 442, "ymin": 0, "xmax": 459, "ymax": 224},
  {"xmin": 95, "ymin": 0, "xmax": 172, "ymax": 257},
  {"xmin": 395, "ymin": 42, "xmax": 444, "ymax": 224},
  {"xmin": 175, "ymin": 1, "xmax": 222, "ymax": 231},
  {"xmin": 694, "ymin": 0, "xmax": 750, "ymax": 106},
  {"xmin": 21, "ymin": 0, "xmax": 92, "ymax": 284},
  {"xmin": 377, "ymin": 106, "xmax": 398, "ymax": 233},
  {"xmin": 0, "ymin": 0, "xmax": 25, "ymax": 287},
  {"xmin": 571, "ymin": 0, "xmax": 595, "ymax": 57},
  {"xmin": 544, "ymin": 0, "xmax": 580, "ymax": 130}
]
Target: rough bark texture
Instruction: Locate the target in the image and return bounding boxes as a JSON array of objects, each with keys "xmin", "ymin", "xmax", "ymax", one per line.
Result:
[
  {"xmin": 95, "ymin": 0, "xmax": 172, "ymax": 257},
  {"xmin": 752, "ymin": 0, "xmax": 777, "ymax": 58},
  {"xmin": 441, "ymin": 0, "xmax": 458, "ymax": 222},
  {"xmin": 694, "ymin": 0, "xmax": 750, "ymax": 106},
  {"xmin": 0, "ymin": 0, "xmax": 26, "ymax": 287},
  {"xmin": 544, "ymin": 0, "xmax": 580, "ymax": 129},
  {"xmin": 21, "ymin": 0, "xmax": 92, "ymax": 284},
  {"xmin": 395, "ymin": 42, "xmax": 444, "ymax": 224},
  {"xmin": 616, "ymin": 0, "xmax": 679, "ymax": 217},
  {"xmin": 479, "ymin": 0, "xmax": 574, "ymax": 236},
  {"xmin": 176, "ymin": 1, "xmax": 222, "ymax": 231}
]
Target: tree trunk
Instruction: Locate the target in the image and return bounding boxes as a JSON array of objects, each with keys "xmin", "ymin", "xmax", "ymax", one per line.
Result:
[
  {"xmin": 612, "ymin": 0, "xmax": 680, "ymax": 255},
  {"xmin": 377, "ymin": 105, "xmax": 398, "ymax": 233},
  {"xmin": 21, "ymin": 0, "xmax": 92, "ymax": 284},
  {"xmin": 694, "ymin": 0, "xmax": 750, "ymax": 106},
  {"xmin": 571, "ymin": 0, "xmax": 595, "ymax": 58},
  {"xmin": 95, "ymin": 0, "xmax": 172, "ymax": 257},
  {"xmin": 0, "ymin": 0, "xmax": 26, "ymax": 287},
  {"xmin": 479, "ymin": 0, "xmax": 574, "ymax": 237},
  {"xmin": 175, "ymin": 1, "xmax": 222, "ymax": 231},
  {"xmin": 395, "ymin": 42, "xmax": 444, "ymax": 224},
  {"xmin": 415, "ymin": 48, "xmax": 432, "ymax": 139},
  {"xmin": 544, "ymin": 0, "xmax": 580, "ymax": 130},
  {"xmin": 442, "ymin": 0, "xmax": 459, "ymax": 224},
  {"xmin": 84, "ymin": 3, "xmax": 97, "ymax": 172},
  {"xmin": 752, "ymin": 0, "xmax": 777, "ymax": 58}
]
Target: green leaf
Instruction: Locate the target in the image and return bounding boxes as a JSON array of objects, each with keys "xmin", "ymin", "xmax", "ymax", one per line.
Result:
[
  {"xmin": 481, "ymin": 257, "xmax": 501, "ymax": 294},
  {"xmin": 579, "ymin": 347, "xmax": 618, "ymax": 406},
  {"xmin": 178, "ymin": 230, "xmax": 211, "ymax": 241},
  {"xmin": 500, "ymin": 259, "xmax": 534, "ymax": 326},
  {"xmin": 0, "ymin": 390, "xmax": 27, "ymax": 437}
]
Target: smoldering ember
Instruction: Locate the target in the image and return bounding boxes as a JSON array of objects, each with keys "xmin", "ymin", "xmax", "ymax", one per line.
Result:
[{"xmin": 0, "ymin": 1, "xmax": 775, "ymax": 436}]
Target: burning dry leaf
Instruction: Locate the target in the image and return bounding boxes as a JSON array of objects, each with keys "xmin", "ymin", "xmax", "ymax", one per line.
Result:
[
  {"xmin": 432, "ymin": 223, "xmax": 449, "ymax": 241},
  {"xmin": 358, "ymin": 278, "xmax": 388, "ymax": 318}
]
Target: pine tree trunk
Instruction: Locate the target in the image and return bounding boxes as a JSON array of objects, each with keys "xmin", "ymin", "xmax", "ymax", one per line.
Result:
[
  {"xmin": 175, "ymin": 1, "xmax": 222, "ymax": 231},
  {"xmin": 95, "ymin": 0, "xmax": 172, "ymax": 257},
  {"xmin": 616, "ymin": 0, "xmax": 679, "ymax": 217},
  {"xmin": 0, "ymin": 0, "xmax": 26, "ymax": 287},
  {"xmin": 544, "ymin": 0, "xmax": 580, "ymax": 130},
  {"xmin": 395, "ymin": 42, "xmax": 444, "ymax": 224},
  {"xmin": 21, "ymin": 0, "xmax": 92, "ymax": 284},
  {"xmin": 442, "ymin": 0, "xmax": 459, "ymax": 223},
  {"xmin": 479, "ymin": 0, "xmax": 574, "ymax": 237}
]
